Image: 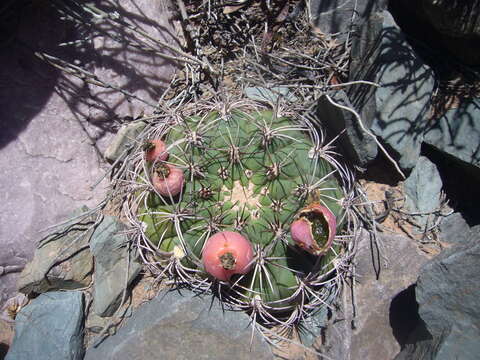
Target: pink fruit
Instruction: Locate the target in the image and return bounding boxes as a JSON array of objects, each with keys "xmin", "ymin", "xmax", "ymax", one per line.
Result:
[
  {"xmin": 144, "ymin": 139, "xmax": 168, "ymax": 162},
  {"xmin": 290, "ymin": 203, "xmax": 336, "ymax": 256},
  {"xmin": 202, "ymin": 231, "xmax": 254, "ymax": 281},
  {"xmin": 152, "ymin": 163, "xmax": 184, "ymax": 196}
]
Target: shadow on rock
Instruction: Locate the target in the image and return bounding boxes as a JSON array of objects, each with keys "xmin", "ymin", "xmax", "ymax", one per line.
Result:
[
  {"xmin": 389, "ymin": 284, "xmax": 421, "ymax": 348},
  {"xmin": 0, "ymin": 343, "xmax": 8, "ymax": 360},
  {"xmin": 310, "ymin": 0, "xmax": 388, "ymax": 41},
  {"xmin": 0, "ymin": 0, "xmax": 63, "ymax": 149},
  {"xmin": 349, "ymin": 11, "xmax": 434, "ymax": 170},
  {"xmin": 0, "ymin": 0, "xmax": 178, "ymax": 151},
  {"xmin": 422, "ymin": 143, "xmax": 480, "ymax": 225},
  {"xmin": 52, "ymin": 0, "xmax": 179, "ymax": 129},
  {"xmin": 0, "ymin": 0, "xmax": 177, "ymax": 309}
]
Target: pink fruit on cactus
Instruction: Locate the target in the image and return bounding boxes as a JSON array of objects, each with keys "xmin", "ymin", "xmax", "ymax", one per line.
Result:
[
  {"xmin": 144, "ymin": 139, "xmax": 168, "ymax": 162},
  {"xmin": 152, "ymin": 163, "xmax": 184, "ymax": 196},
  {"xmin": 202, "ymin": 231, "xmax": 254, "ymax": 281},
  {"xmin": 290, "ymin": 203, "xmax": 336, "ymax": 256}
]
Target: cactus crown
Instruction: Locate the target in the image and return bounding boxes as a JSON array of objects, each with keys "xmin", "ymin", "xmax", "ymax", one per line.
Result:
[{"xmin": 132, "ymin": 103, "xmax": 351, "ymax": 325}]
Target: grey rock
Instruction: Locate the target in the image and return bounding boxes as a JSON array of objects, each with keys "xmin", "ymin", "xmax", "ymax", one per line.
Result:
[
  {"xmin": 84, "ymin": 290, "xmax": 273, "ymax": 360},
  {"xmin": 17, "ymin": 206, "xmax": 94, "ymax": 295},
  {"xmin": 438, "ymin": 212, "xmax": 471, "ymax": 245},
  {"xmin": 104, "ymin": 121, "xmax": 146, "ymax": 163},
  {"xmin": 424, "ymin": 99, "xmax": 480, "ymax": 170},
  {"xmin": 319, "ymin": 230, "xmax": 429, "ymax": 360},
  {"xmin": 0, "ymin": 0, "xmax": 176, "ymax": 308},
  {"xmin": 244, "ymin": 86, "xmax": 297, "ymax": 105},
  {"xmin": 394, "ymin": 320, "xmax": 440, "ymax": 360},
  {"xmin": 0, "ymin": 1, "xmax": 108, "ymax": 308},
  {"xmin": 390, "ymin": 0, "xmax": 480, "ymax": 66},
  {"xmin": 396, "ymin": 226, "xmax": 480, "ymax": 359},
  {"xmin": 0, "ymin": 294, "xmax": 28, "ymax": 324},
  {"xmin": 404, "ymin": 157, "xmax": 443, "ymax": 228},
  {"xmin": 316, "ymin": 90, "xmax": 378, "ymax": 165},
  {"xmin": 349, "ymin": 11, "xmax": 435, "ymax": 169},
  {"xmin": 422, "ymin": 0, "xmax": 480, "ymax": 38},
  {"xmin": 90, "ymin": 216, "xmax": 141, "ymax": 317},
  {"xmin": 6, "ymin": 291, "xmax": 85, "ymax": 360},
  {"xmin": 310, "ymin": 0, "xmax": 389, "ymax": 40},
  {"xmin": 88, "ymin": 0, "xmax": 177, "ymax": 122},
  {"xmin": 420, "ymin": 0, "xmax": 480, "ymax": 65},
  {"xmin": 298, "ymin": 290, "xmax": 336, "ymax": 347},
  {"xmin": 417, "ymin": 229, "xmax": 480, "ymax": 357}
]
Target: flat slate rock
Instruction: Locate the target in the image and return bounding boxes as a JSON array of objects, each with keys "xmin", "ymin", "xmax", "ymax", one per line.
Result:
[
  {"xmin": 422, "ymin": 0, "xmax": 480, "ymax": 37},
  {"xmin": 310, "ymin": 0, "xmax": 389, "ymax": 40},
  {"xmin": 17, "ymin": 206, "xmax": 95, "ymax": 295},
  {"xmin": 438, "ymin": 212, "xmax": 472, "ymax": 245},
  {"xmin": 90, "ymin": 216, "xmax": 142, "ymax": 317},
  {"xmin": 316, "ymin": 90, "xmax": 378, "ymax": 166},
  {"xmin": 6, "ymin": 291, "xmax": 85, "ymax": 360},
  {"xmin": 0, "ymin": 0, "xmax": 176, "ymax": 308},
  {"xmin": 348, "ymin": 10, "xmax": 435, "ymax": 169},
  {"xmin": 404, "ymin": 156, "xmax": 443, "ymax": 228},
  {"xmin": 396, "ymin": 226, "xmax": 480, "ymax": 359},
  {"xmin": 104, "ymin": 121, "xmax": 146, "ymax": 163},
  {"xmin": 424, "ymin": 98, "xmax": 480, "ymax": 170},
  {"xmin": 89, "ymin": 0, "xmax": 177, "ymax": 121},
  {"xmin": 84, "ymin": 290, "xmax": 273, "ymax": 360},
  {"xmin": 319, "ymin": 230, "xmax": 429, "ymax": 360}
]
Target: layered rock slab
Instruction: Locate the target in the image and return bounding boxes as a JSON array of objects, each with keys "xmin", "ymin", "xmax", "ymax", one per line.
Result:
[
  {"xmin": 84, "ymin": 290, "xmax": 273, "ymax": 360},
  {"xmin": 6, "ymin": 291, "xmax": 85, "ymax": 360},
  {"xmin": 319, "ymin": 231, "xmax": 429, "ymax": 359},
  {"xmin": 17, "ymin": 207, "xmax": 95, "ymax": 295},
  {"xmin": 90, "ymin": 216, "xmax": 142, "ymax": 317},
  {"xmin": 396, "ymin": 224, "xmax": 480, "ymax": 359},
  {"xmin": 0, "ymin": 0, "xmax": 177, "ymax": 308},
  {"xmin": 318, "ymin": 10, "xmax": 435, "ymax": 168}
]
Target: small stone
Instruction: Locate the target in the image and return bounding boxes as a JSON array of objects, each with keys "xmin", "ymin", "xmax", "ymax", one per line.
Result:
[
  {"xmin": 104, "ymin": 121, "xmax": 146, "ymax": 163},
  {"xmin": 0, "ymin": 294, "xmax": 28, "ymax": 324},
  {"xmin": 90, "ymin": 216, "xmax": 141, "ymax": 317},
  {"xmin": 17, "ymin": 206, "xmax": 95, "ymax": 295},
  {"xmin": 404, "ymin": 156, "xmax": 443, "ymax": 228},
  {"xmin": 6, "ymin": 291, "xmax": 85, "ymax": 360},
  {"xmin": 244, "ymin": 86, "xmax": 297, "ymax": 104},
  {"xmin": 84, "ymin": 290, "xmax": 273, "ymax": 360}
]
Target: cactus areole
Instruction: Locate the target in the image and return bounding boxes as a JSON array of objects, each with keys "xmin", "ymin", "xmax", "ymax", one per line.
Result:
[
  {"xmin": 290, "ymin": 203, "xmax": 337, "ymax": 255},
  {"xmin": 202, "ymin": 231, "xmax": 254, "ymax": 281},
  {"xmin": 135, "ymin": 108, "xmax": 348, "ymax": 317}
]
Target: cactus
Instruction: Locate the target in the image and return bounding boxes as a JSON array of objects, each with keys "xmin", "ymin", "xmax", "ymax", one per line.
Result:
[{"xmin": 130, "ymin": 102, "xmax": 352, "ymax": 325}]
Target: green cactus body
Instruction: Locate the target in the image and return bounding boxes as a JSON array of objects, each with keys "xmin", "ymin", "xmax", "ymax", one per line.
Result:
[{"xmin": 136, "ymin": 109, "xmax": 345, "ymax": 313}]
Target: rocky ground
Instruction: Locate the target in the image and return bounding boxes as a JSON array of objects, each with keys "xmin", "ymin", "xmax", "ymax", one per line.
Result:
[
  {"xmin": 0, "ymin": 0, "xmax": 176, "ymax": 309},
  {"xmin": 1, "ymin": 1, "xmax": 480, "ymax": 359}
]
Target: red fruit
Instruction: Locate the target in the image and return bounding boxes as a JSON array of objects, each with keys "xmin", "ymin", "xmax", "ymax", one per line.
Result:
[
  {"xmin": 290, "ymin": 203, "xmax": 336, "ymax": 256},
  {"xmin": 202, "ymin": 231, "xmax": 254, "ymax": 281},
  {"xmin": 152, "ymin": 163, "xmax": 184, "ymax": 197},
  {"xmin": 144, "ymin": 139, "xmax": 168, "ymax": 162}
]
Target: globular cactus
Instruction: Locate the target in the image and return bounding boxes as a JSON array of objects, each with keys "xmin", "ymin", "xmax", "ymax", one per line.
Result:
[{"xmin": 130, "ymin": 102, "xmax": 353, "ymax": 325}]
